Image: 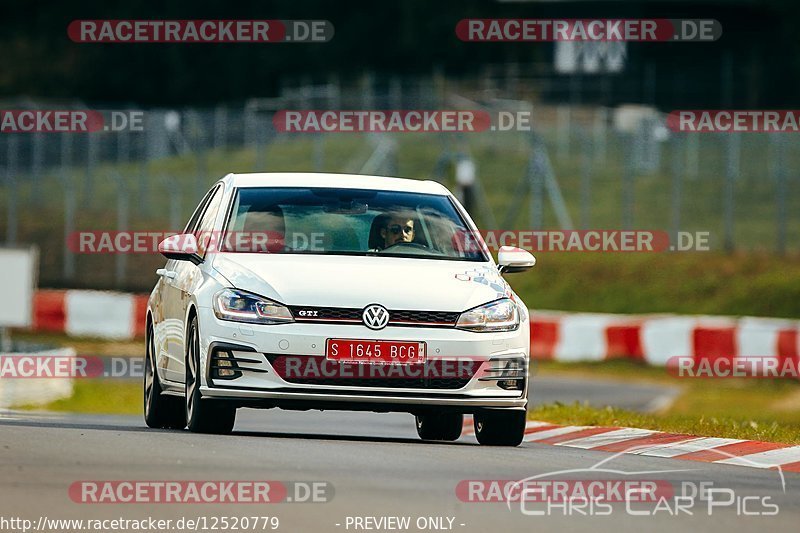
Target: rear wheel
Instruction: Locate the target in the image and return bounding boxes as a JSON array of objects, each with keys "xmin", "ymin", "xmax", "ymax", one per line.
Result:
[
  {"xmin": 474, "ymin": 409, "xmax": 526, "ymax": 446},
  {"xmin": 143, "ymin": 326, "xmax": 186, "ymax": 429},
  {"xmin": 185, "ymin": 316, "xmax": 236, "ymax": 434},
  {"xmin": 415, "ymin": 412, "xmax": 463, "ymax": 441}
]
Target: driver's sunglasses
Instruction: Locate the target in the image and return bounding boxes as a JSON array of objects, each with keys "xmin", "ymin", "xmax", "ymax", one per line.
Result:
[{"xmin": 388, "ymin": 224, "xmax": 414, "ymax": 235}]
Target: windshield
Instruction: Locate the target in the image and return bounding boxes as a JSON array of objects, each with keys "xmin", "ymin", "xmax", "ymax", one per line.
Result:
[{"xmin": 221, "ymin": 186, "xmax": 488, "ymax": 261}]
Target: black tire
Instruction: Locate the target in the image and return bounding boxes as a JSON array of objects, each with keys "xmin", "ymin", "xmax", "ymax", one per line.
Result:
[
  {"xmin": 185, "ymin": 316, "xmax": 236, "ymax": 434},
  {"xmin": 144, "ymin": 326, "xmax": 186, "ymax": 429},
  {"xmin": 415, "ymin": 412, "xmax": 463, "ymax": 441},
  {"xmin": 474, "ymin": 409, "xmax": 526, "ymax": 446}
]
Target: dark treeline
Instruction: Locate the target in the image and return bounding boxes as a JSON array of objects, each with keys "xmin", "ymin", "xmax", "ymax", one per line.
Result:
[{"xmin": 1, "ymin": 0, "xmax": 799, "ymax": 108}]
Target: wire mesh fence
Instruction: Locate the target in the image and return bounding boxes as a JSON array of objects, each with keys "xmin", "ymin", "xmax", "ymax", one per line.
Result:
[{"xmin": 1, "ymin": 74, "xmax": 797, "ymax": 292}]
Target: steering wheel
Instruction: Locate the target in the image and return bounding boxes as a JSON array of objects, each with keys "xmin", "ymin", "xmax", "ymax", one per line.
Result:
[{"xmin": 381, "ymin": 242, "xmax": 429, "ymax": 252}]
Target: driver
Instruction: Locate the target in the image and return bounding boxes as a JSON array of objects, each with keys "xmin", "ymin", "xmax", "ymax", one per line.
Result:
[{"xmin": 381, "ymin": 215, "xmax": 415, "ymax": 248}]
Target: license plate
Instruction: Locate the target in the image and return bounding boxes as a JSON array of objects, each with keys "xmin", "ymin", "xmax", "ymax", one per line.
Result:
[{"xmin": 326, "ymin": 339, "xmax": 426, "ymax": 364}]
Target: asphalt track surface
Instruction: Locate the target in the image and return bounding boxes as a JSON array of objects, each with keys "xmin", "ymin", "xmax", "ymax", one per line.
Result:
[{"xmin": 0, "ymin": 378, "xmax": 796, "ymax": 533}]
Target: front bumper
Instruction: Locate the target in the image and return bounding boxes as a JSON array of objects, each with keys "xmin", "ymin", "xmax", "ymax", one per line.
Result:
[{"xmin": 196, "ymin": 306, "xmax": 530, "ymax": 412}]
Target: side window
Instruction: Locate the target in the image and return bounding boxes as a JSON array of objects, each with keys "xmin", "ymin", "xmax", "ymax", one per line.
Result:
[
  {"xmin": 195, "ymin": 186, "xmax": 225, "ymax": 257},
  {"xmin": 183, "ymin": 187, "xmax": 216, "ymax": 234}
]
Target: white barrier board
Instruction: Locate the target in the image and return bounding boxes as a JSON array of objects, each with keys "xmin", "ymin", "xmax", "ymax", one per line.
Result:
[{"xmin": 0, "ymin": 247, "xmax": 38, "ymax": 328}]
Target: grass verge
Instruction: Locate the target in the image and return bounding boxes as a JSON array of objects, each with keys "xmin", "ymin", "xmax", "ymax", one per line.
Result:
[
  {"xmin": 19, "ymin": 380, "xmax": 141, "ymax": 416},
  {"xmin": 10, "ymin": 331, "xmax": 143, "ymax": 356},
  {"xmin": 510, "ymin": 252, "xmax": 800, "ymax": 319},
  {"xmin": 531, "ymin": 359, "xmax": 800, "ymax": 444}
]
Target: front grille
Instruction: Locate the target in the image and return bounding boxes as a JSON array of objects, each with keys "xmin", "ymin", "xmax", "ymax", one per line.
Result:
[
  {"xmin": 293, "ymin": 307, "xmax": 362, "ymax": 321},
  {"xmin": 289, "ymin": 306, "xmax": 458, "ymax": 327},
  {"xmin": 266, "ymin": 355, "xmax": 478, "ymax": 390},
  {"xmin": 390, "ymin": 310, "xmax": 459, "ymax": 325}
]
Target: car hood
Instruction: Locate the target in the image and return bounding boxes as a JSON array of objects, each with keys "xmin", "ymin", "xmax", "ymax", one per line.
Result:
[{"xmin": 211, "ymin": 253, "xmax": 510, "ymax": 312}]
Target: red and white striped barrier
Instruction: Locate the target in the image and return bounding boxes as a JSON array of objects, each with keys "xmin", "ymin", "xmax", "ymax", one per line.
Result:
[
  {"xmin": 462, "ymin": 417, "xmax": 800, "ymax": 473},
  {"xmin": 530, "ymin": 311, "xmax": 800, "ymax": 367},
  {"xmin": 32, "ymin": 290, "xmax": 148, "ymax": 340},
  {"xmin": 26, "ymin": 291, "xmax": 800, "ymax": 369}
]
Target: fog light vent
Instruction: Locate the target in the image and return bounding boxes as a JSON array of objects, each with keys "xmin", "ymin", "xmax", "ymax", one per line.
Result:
[
  {"xmin": 479, "ymin": 357, "xmax": 526, "ymax": 391},
  {"xmin": 211, "ymin": 350, "xmax": 242, "ymax": 380}
]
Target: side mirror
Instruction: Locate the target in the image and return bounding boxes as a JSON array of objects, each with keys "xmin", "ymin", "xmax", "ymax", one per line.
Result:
[
  {"xmin": 497, "ymin": 246, "xmax": 536, "ymax": 274},
  {"xmin": 158, "ymin": 233, "xmax": 201, "ymax": 264}
]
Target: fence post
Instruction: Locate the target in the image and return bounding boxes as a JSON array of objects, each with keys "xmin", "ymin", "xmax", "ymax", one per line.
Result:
[
  {"xmin": 117, "ymin": 127, "xmax": 130, "ymax": 164},
  {"xmin": 193, "ymin": 111, "xmax": 208, "ymax": 198},
  {"xmin": 389, "ymin": 76, "xmax": 402, "ymax": 110},
  {"xmin": 214, "ymin": 105, "xmax": 228, "ymax": 149},
  {"xmin": 63, "ymin": 180, "xmax": 76, "ymax": 281},
  {"xmin": 580, "ymin": 130, "xmax": 592, "ymax": 229},
  {"xmin": 161, "ymin": 175, "xmax": 182, "ymax": 231},
  {"xmin": 114, "ymin": 173, "xmax": 129, "ymax": 288},
  {"xmin": 61, "ymin": 134, "xmax": 75, "ymax": 280},
  {"xmin": 592, "ymin": 107, "xmax": 607, "ymax": 165},
  {"xmin": 328, "ymin": 73, "xmax": 341, "ymax": 109},
  {"xmin": 529, "ymin": 146, "xmax": 544, "ymax": 229},
  {"xmin": 313, "ymin": 135, "xmax": 324, "ymax": 171},
  {"xmin": 5, "ymin": 135, "xmax": 19, "ymax": 245},
  {"xmin": 31, "ymin": 132, "xmax": 43, "ymax": 199},
  {"xmin": 254, "ymin": 116, "xmax": 267, "ymax": 171},
  {"xmin": 556, "ymin": 105, "xmax": 570, "ymax": 160},
  {"xmin": 670, "ymin": 135, "xmax": 684, "ymax": 245},
  {"xmin": 622, "ymin": 133, "xmax": 635, "ymax": 230},
  {"xmin": 723, "ymin": 133, "xmax": 739, "ymax": 251},
  {"xmin": 361, "ymin": 72, "xmax": 375, "ymax": 110},
  {"xmin": 775, "ymin": 135, "xmax": 787, "ymax": 255},
  {"xmin": 685, "ymin": 133, "xmax": 699, "ymax": 180},
  {"xmin": 244, "ymin": 102, "xmax": 258, "ymax": 151}
]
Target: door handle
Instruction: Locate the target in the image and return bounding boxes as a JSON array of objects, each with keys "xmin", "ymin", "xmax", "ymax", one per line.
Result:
[{"xmin": 156, "ymin": 268, "xmax": 177, "ymax": 279}]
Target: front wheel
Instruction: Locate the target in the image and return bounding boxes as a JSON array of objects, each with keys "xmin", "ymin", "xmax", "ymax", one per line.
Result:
[
  {"xmin": 415, "ymin": 412, "xmax": 463, "ymax": 441},
  {"xmin": 474, "ymin": 409, "xmax": 526, "ymax": 446},
  {"xmin": 185, "ymin": 316, "xmax": 236, "ymax": 434},
  {"xmin": 144, "ymin": 326, "xmax": 186, "ymax": 429}
]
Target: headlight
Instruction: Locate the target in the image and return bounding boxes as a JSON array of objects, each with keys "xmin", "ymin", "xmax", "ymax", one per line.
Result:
[
  {"xmin": 213, "ymin": 288, "xmax": 294, "ymax": 325},
  {"xmin": 456, "ymin": 298, "xmax": 519, "ymax": 332}
]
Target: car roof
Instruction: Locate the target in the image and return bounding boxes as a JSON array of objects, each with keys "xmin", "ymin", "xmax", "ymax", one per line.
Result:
[{"xmin": 221, "ymin": 172, "xmax": 451, "ymax": 195}]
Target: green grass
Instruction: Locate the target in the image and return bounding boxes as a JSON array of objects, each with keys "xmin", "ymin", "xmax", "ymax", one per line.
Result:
[
  {"xmin": 529, "ymin": 402, "xmax": 800, "ymax": 445},
  {"xmin": 508, "ymin": 251, "xmax": 800, "ymax": 318},
  {"xmin": 20, "ymin": 380, "xmax": 141, "ymax": 416},
  {"xmin": 10, "ymin": 330, "xmax": 143, "ymax": 356},
  {"xmin": 532, "ymin": 359, "xmax": 800, "ymax": 444}
]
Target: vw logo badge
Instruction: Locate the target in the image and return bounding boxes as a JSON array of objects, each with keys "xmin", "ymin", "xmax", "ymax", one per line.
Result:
[{"xmin": 362, "ymin": 304, "xmax": 390, "ymax": 330}]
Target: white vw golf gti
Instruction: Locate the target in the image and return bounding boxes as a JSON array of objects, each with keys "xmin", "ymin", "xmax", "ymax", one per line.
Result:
[{"xmin": 144, "ymin": 173, "xmax": 535, "ymax": 445}]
